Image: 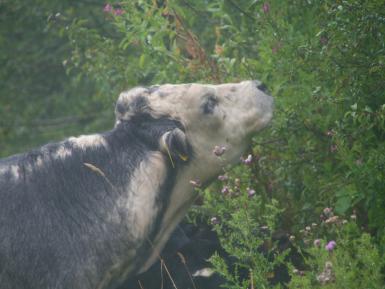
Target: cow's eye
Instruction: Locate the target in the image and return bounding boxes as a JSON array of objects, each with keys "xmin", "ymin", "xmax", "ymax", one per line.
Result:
[{"xmin": 201, "ymin": 95, "xmax": 218, "ymax": 114}]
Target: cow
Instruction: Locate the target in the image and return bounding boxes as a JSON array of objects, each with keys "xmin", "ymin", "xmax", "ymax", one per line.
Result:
[{"xmin": 0, "ymin": 80, "xmax": 273, "ymax": 289}]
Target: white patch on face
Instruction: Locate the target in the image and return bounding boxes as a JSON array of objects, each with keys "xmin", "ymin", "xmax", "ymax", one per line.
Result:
[
  {"xmin": 10, "ymin": 165, "xmax": 20, "ymax": 180},
  {"xmin": 116, "ymin": 81, "xmax": 273, "ymax": 173},
  {"xmin": 35, "ymin": 156, "xmax": 44, "ymax": 167},
  {"xmin": 69, "ymin": 134, "xmax": 108, "ymax": 150},
  {"xmin": 0, "ymin": 165, "xmax": 8, "ymax": 176},
  {"xmin": 53, "ymin": 146, "xmax": 72, "ymax": 160},
  {"xmin": 118, "ymin": 152, "xmax": 167, "ymax": 240}
]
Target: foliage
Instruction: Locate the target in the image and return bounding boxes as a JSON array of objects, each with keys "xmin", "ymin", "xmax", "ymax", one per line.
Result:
[
  {"xmin": 1, "ymin": 0, "xmax": 385, "ymax": 287},
  {"xmin": 288, "ymin": 211, "xmax": 384, "ymax": 289}
]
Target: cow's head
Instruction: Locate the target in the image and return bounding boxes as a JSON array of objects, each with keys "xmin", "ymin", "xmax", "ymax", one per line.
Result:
[
  {"xmin": 115, "ymin": 80, "xmax": 273, "ymax": 273},
  {"xmin": 115, "ymin": 80, "xmax": 273, "ymax": 180}
]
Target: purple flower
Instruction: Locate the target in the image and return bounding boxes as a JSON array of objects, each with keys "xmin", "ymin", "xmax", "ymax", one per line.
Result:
[
  {"xmin": 221, "ymin": 186, "xmax": 230, "ymax": 194},
  {"xmin": 323, "ymin": 207, "xmax": 333, "ymax": 216},
  {"xmin": 213, "ymin": 145, "xmax": 226, "ymax": 157},
  {"xmin": 314, "ymin": 239, "xmax": 321, "ymax": 247},
  {"xmin": 325, "ymin": 240, "xmax": 336, "ymax": 252},
  {"xmin": 247, "ymin": 188, "xmax": 256, "ymax": 197},
  {"xmin": 262, "ymin": 2, "xmax": 270, "ymax": 14},
  {"xmin": 217, "ymin": 174, "xmax": 228, "ymax": 181},
  {"xmin": 113, "ymin": 8, "xmax": 125, "ymax": 16},
  {"xmin": 241, "ymin": 154, "xmax": 253, "ymax": 165},
  {"xmin": 103, "ymin": 3, "xmax": 113, "ymax": 13}
]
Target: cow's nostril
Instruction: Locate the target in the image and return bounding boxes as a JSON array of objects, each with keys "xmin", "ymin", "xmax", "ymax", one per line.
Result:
[{"xmin": 257, "ymin": 83, "xmax": 268, "ymax": 93}]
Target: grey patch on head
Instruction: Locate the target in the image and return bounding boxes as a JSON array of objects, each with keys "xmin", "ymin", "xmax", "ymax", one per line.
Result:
[
  {"xmin": 115, "ymin": 87, "xmax": 150, "ymax": 120},
  {"xmin": 148, "ymin": 86, "xmax": 160, "ymax": 94},
  {"xmin": 201, "ymin": 94, "xmax": 218, "ymax": 114},
  {"xmin": 158, "ymin": 91, "xmax": 170, "ymax": 98}
]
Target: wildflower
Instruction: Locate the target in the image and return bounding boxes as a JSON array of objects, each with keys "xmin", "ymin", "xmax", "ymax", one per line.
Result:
[
  {"xmin": 189, "ymin": 179, "xmax": 201, "ymax": 188},
  {"xmin": 211, "ymin": 217, "xmax": 220, "ymax": 225},
  {"xmin": 289, "ymin": 235, "xmax": 295, "ymax": 242},
  {"xmin": 247, "ymin": 188, "xmax": 256, "ymax": 197},
  {"xmin": 221, "ymin": 186, "xmax": 230, "ymax": 194},
  {"xmin": 113, "ymin": 8, "xmax": 125, "ymax": 16},
  {"xmin": 326, "ymin": 130, "xmax": 334, "ymax": 137},
  {"xmin": 325, "ymin": 240, "xmax": 336, "ymax": 252},
  {"xmin": 292, "ymin": 269, "xmax": 305, "ymax": 276},
  {"xmin": 217, "ymin": 175, "xmax": 228, "ymax": 181},
  {"xmin": 317, "ymin": 261, "xmax": 335, "ymax": 284},
  {"xmin": 312, "ymin": 238, "xmax": 319, "ymax": 246},
  {"xmin": 325, "ymin": 216, "xmax": 339, "ymax": 224},
  {"xmin": 342, "ymin": 219, "xmax": 348, "ymax": 224},
  {"xmin": 103, "ymin": 3, "xmax": 113, "ymax": 13},
  {"xmin": 305, "ymin": 226, "xmax": 311, "ymax": 231},
  {"xmin": 330, "ymin": 144, "xmax": 338, "ymax": 153},
  {"xmin": 350, "ymin": 214, "xmax": 357, "ymax": 220},
  {"xmin": 271, "ymin": 41, "xmax": 282, "ymax": 54},
  {"xmin": 262, "ymin": 2, "xmax": 270, "ymax": 14},
  {"xmin": 213, "ymin": 145, "xmax": 226, "ymax": 157},
  {"xmin": 312, "ymin": 222, "xmax": 317, "ymax": 228},
  {"xmin": 241, "ymin": 154, "xmax": 253, "ymax": 165},
  {"xmin": 323, "ymin": 207, "xmax": 332, "ymax": 215},
  {"xmin": 320, "ymin": 36, "xmax": 329, "ymax": 46}
]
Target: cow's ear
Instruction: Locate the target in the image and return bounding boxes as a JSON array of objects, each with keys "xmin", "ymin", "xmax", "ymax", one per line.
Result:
[
  {"xmin": 115, "ymin": 88, "xmax": 150, "ymax": 121},
  {"xmin": 160, "ymin": 128, "xmax": 191, "ymax": 165}
]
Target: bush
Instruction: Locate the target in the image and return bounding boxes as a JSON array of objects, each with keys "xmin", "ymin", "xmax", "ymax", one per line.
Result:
[{"xmin": 2, "ymin": 0, "xmax": 384, "ymax": 286}]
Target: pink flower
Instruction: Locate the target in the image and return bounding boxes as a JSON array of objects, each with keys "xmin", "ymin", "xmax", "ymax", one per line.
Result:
[
  {"xmin": 241, "ymin": 154, "xmax": 253, "ymax": 165},
  {"xmin": 325, "ymin": 240, "xmax": 336, "ymax": 252},
  {"xmin": 213, "ymin": 145, "xmax": 226, "ymax": 157},
  {"xmin": 217, "ymin": 175, "xmax": 228, "ymax": 181},
  {"xmin": 314, "ymin": 239, "xmax": 321, "ymax": 247},
  {"xmin": 247, "ymin": 188, "xmax": 256, "ymax": 197},
  {"xmin": 103, "ymin": 3, "xmax": 113, "ymax": 13},
  {"xmin": 262, "ymin": 2, "xmax": 270, "ymax": 13},
  {"xmin": 271, "ymin": 42, "xmax": 282, "ymax": 54},
  {"xmin": 113, "ymin": 8, "xmax": 125, "ymax": 16},
  {"xmin": 221, "ymin": 186, "xmax": 230, "ymax": 194},
  {"xmin": 323, "ymin": 207, "xmax": 333, "ymax": 216}
]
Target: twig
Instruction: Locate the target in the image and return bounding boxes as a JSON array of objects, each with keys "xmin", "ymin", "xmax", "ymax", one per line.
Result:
[
  {"xmin": 138, "ymin": 280, "xmax": 145, "ymax": 289},
  {"xmin": 225, "ymin": 0, "xmax": 256, "ymax": 20},
  {"xmin": 146, "ymin": 237, "xmax": 178, "ymax": 289},
  {"xmin": 83, "ymin": 162, "xmax": 116, "ymax": 190},
  {"xmin": 177, "ymin": 252, "xmax": 197, "ymax": 289}
]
